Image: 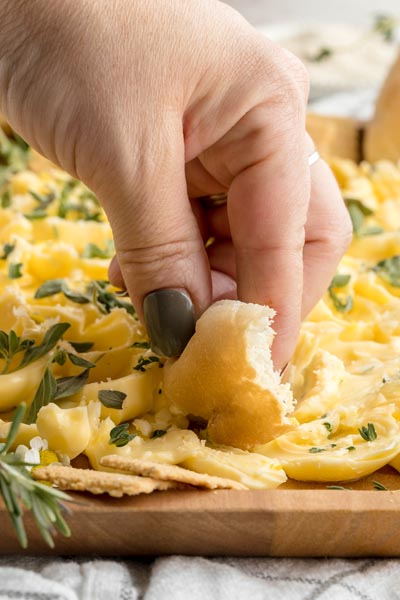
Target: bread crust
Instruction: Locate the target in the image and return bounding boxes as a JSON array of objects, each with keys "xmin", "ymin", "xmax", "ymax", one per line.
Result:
[{"xmin": 163, "ymin": 300, "xmax": 294, "ymax": 449}]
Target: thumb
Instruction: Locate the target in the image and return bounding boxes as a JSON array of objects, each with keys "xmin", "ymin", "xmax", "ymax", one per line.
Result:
[{"xmin": 101, "ymin": 122, "xmax": 212, "ymax": 357}]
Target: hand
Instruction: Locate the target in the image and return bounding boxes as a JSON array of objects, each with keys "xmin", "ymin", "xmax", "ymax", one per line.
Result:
[{"xmin": 0, "ymin": 0, "xmax": 352, "ymax": 367}]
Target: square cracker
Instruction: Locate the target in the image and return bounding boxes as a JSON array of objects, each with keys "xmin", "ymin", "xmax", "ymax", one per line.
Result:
[
  {"xmin": 100, "ymin": 455, "xmax": 247, "ymax": 490},
  {"xmin": 32, "ymin": 464, "xmax": 179, "ymax": 497}
]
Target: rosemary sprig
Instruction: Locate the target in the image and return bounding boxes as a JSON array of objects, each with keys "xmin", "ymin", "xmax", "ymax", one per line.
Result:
[
  {"xmin": 358, "ymin": 423, "xmax": 377, "ymax": 442},
  {"xmin": 0, "ymin": 403, "xmax": 72, "ymax": 548}
]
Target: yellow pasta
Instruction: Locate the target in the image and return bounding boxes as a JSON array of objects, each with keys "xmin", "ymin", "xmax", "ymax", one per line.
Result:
[{"xmin": 1, "ymin": 129, "xmax": 400, "ymax": 490}]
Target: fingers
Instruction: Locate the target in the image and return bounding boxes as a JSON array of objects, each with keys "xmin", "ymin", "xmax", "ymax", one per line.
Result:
[
  {"xmin": 227, "ymin": 117, "xmax": 310, "ymax": 368},
  {"xmin": 103, "ymin": 118, "xmax": 212, "ymax": 356},
  {"xmin": 302, "ymin": 158, "xmax": 353, "ymax": 318}
]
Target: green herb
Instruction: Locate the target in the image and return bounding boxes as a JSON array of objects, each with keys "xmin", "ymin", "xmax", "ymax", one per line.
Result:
[
  {"xmin": 68, "ymin": 341, "xmax": 94, "ymax": 353},
  {"xmin": 326, "ymin": 485, "xmax": 347, "ymax": 490},
  {"xmin": 1, "ymin": 243, "xmax": 14, "ymax": 260},
  {"xmin": 24, "ymin": 209, "xmax": 48, "ymax": 220},
  {"xmin": 374, "ymin": 14, "xmax": 398, "ymax": 41},
  {"xmin": 328, "ymin": 274, "xmax": 353, "ymax": 313},
  {"xmin": 133, "ymin": 356, "xmax": 160, "ymax": 372},
  {"xmin": 309, "ymin": 15, "xmax": 399, "ymax": 65},
  {"xmin": 54, "ymin": 369, "xmax": 90, "ymax": 400},
  {"xmin": 19, "ymin": 323, "xmax": 70, "ymax": 369},
  {"xmin": 310, "ymin": 46, "xmax": 333, "ymax": 62},
  {"xmin": 0, "ymin": 402, "xmax": 71, "ymax": 548},
  {"xmin": 373, "ymin": 256, "xmax": 400, "ymax": 287},
  {"xmin": 90, "ymin": 280, "xmax": 135, "ymax": 316},
  {"xmin": 358, "ymin": 423, "xmax": 377, "ymax": 442},
  {"xmin": 34, "ymin": 279, "xmax": 135, "ymax": 317},
  {"xmin": 151, "ymin": 430, "xmax": 167, "ymax": 439},
  {"xmin": 345, "ymin": 198, "xmax": 373, "ymax": 236},
  {"xmin": 8, "ymin": 262, "xmax": 23, "ymax": 279},
  {"xmin": 67, "ymin": 353, "xmax": 96, "ymax": 369},
  {"xmin": 372, "ymin": 480, "xmax": 388, "ymax": 491},
  {"xmin": 52, "ymin": 349, "xmax": 67, "ymax": 366},
  {"xmin": 82, "ymin": 240, "xmax": 114, "ymax": 259},
  {"xmin": 131, "ymin": 341, "xmax": 151, "ymax": 349},
  {"xmin": 323, "ymin": 422, "xmax": 332, "ymax": 433},
  {"xmin": 109, "ymin": 423, "xmax": 137, "ymax": 447},
  {"xmin": 63, "ymin": 286, "xmax": 91, "ymax": 304},
  {"xmin": 25, "ymin": 345, "xmax": 95, "ymax": 418},
  {"xmin": 24, "ymin": 366, "xmax": 57, "ymax": 424},
  {"xmin": 98, "ymin": 390, "xmax": 127, "ymax": 409},
  {"xmin": 0, "ymin": 128, "xmax": 30, "ymax": 174},
  {"xmin": 0, "ymin": 189, "xmax": 11, "ymax": 208},
  {"xmin": 347, "ymin": 446, "xmax": 356, "ymax": 451},
  {"xmin": 0, "ymin": 330, "xmax": 35, "ymax": 374},
  {"xmin": 57, "ymin": 180, "xmax": 102, "ymax": 222},
  {"xmin": 360, "ymin": 226, "xmax": 384, "ymax": 237},
  {"xmin": 34, "ymin": 279, "xmax": 64, "ymax": 299},
  {"xmin": 24, "ymin": 191, "xmax": 56, "ymax": 220}
]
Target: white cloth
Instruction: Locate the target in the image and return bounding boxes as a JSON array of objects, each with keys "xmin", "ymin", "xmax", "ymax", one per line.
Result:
[{"xmin": 1, "ymin": 556, "xmax": 400, "ymax": 600}]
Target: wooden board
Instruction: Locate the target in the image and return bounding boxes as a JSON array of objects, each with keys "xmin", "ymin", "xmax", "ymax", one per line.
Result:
[{"xmin": 2, "ymin": 465, "xmax": 400, "ymax": 557}]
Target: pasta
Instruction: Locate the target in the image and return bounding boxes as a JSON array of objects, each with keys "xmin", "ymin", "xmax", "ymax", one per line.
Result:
[{"xmin": 1, "ymin": 128, "xmax": 400, "ymax": 490}]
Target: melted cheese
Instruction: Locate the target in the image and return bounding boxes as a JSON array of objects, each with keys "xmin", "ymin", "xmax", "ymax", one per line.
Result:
[{"xmin": 1, "ymin": 135, "xmax": 400, "ymax": 488}]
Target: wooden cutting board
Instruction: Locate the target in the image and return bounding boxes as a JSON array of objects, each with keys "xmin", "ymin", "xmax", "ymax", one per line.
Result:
[{"xmin": 2, "ymin": 465, "xmax": 400, "ymax": 557}]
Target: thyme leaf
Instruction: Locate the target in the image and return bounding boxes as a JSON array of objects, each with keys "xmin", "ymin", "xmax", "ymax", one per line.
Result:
[
  {"xmin": 54, "ymin": 369, "xmax": 90, "ymax": 400},
  {"xmin": 98, "ymin": 390, "xmax": 127, "ymax": 409},
  {"xmin": 328, "ymin": 274, "xmax": 353, "ymax": 313},
  {"xmin": 109, "ymin": 423, "xmax": 137, "ymax": 447},
  {"xmin": 8, "ymin": 263, "xmax": 23, "ymax": 279},
  {"xmin": 373, "ymin": 256, "xmax": 400, "ymax": 287},
  {"xmin": 151, "ymin": 430, "xmax": 167, "ymax": 439}
]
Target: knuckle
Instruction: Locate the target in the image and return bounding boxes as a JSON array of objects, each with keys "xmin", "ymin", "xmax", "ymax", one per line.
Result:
[
  {"xmin": 323, "ymin": 213, "xmax": 353, "ymax": 256},
  {"xmin": 117, "ymin": 238, "xmax": 199, "ymax": 284},
  {"xmin": 253, "ymin": 40, "xmax": 309, "ymax": 107}
]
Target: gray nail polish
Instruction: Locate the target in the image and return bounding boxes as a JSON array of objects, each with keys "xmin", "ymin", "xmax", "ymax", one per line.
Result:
[{"xmin": 143, "ymin": 289, "xmax": 195, "ymax": 357}]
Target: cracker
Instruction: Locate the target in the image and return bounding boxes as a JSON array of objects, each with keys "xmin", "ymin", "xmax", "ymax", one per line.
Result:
[
  {"xmin": 32, "ymin": 464, "xmax": 179, "ymax": 497},
  {"xmin": 100, "ymin": 455, "xmax": 247, "ymax": 490}
]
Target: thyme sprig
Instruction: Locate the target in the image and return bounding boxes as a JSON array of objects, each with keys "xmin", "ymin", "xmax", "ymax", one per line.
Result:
[
  {"xmin": 0, "ymin": 403, "xmax": 72, "ymax": 548},
  {"xmin": 35, "ymin": 279, "xmax": 136, "ymax": 317}
]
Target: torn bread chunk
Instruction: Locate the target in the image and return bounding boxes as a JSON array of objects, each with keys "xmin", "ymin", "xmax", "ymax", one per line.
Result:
[
  {"xmin": 163, "ymin": 300, "xmax": 295, "ymax": 450},
  {"xmin": 100, "ymin": 455, "xmax": 247, "ymax": 490}
]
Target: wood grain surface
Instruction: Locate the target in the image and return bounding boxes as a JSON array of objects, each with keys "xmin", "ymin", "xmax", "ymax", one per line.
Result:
[{"xmin": 2, "ymin": 466, "xmax": 400, "ymax": 557}]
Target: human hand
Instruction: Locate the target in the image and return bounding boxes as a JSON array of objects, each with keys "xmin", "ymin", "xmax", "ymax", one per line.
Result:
[{"xmin": 0, "ymin": 0, "xmax": 352, "ymax": 367}]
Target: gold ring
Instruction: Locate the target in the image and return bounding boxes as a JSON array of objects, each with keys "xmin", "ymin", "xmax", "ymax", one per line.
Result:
[
  {"xmin": 199, "ymin": 150, "xmax": 320, "ymax": 206},
  {"xmin": 199, "ymin": 193, "xmax": 227, "ymax": 208}
]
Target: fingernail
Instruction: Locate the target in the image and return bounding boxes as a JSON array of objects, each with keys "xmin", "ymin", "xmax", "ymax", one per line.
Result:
[{"xmin": 143, "ymin": 289, "xmax": 196, "ymax": 357}]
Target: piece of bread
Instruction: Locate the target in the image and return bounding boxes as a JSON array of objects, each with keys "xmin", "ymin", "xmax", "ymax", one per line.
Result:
[
  {"xmin": 365, "ymin": 51, "xmax": 400, "ymax": 162},
  {"xmin": 307, "ymin": 113, "xmax": 363, "ymax": 161},
  {"xmin": 163, "ymin": 300, "xmax": 295, "ymax": 450}
]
